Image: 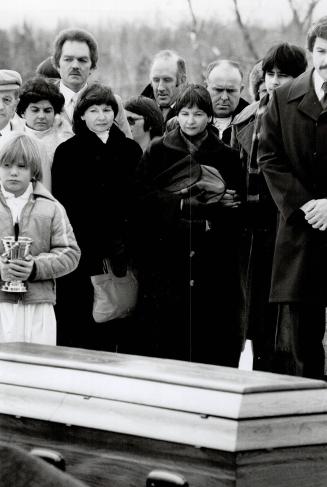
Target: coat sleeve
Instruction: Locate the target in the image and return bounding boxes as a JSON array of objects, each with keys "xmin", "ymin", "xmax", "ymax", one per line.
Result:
[
  {"xmin": 33, "ymin": 201, "xmax": 81, "ymax": 280},
  {"xmin": 134, "ymin": 143, "xmax": 183, "ymax": 228},
  {"xmin": 258, "ymin": 91, "xmax": 314, "ymax": 221}
]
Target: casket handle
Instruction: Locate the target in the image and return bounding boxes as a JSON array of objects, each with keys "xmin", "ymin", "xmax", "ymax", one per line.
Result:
[
  {"xmin": 146, "ymin": 469, "xmax": 189, "ymax": 487},
  {"xmin": 30, "ymin": 447, "xmax": 66, "ymax": 471}
]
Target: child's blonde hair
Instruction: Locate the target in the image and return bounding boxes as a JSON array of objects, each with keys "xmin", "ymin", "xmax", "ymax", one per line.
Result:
[{"xmin": 0, "ymin": 132, "xmax": 43, "ymax": 181}]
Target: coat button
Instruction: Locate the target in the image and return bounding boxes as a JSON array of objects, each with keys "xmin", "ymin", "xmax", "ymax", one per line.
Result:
[
  {"xmin": 190, "ymin": 279, "xmax": 195, "ymax": 287},
  {"xmin": 189, "ymin": 250, "xmax": 195, "ymax": 258}
]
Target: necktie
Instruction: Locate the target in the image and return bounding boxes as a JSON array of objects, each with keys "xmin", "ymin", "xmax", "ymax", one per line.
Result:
[
  {"xmin": 321, "ymin": 81, "xmax": 327, "ymax": 110},
  {"xmin": 66, "ymin": 95, "xmax": 77, "ymax": 121}
]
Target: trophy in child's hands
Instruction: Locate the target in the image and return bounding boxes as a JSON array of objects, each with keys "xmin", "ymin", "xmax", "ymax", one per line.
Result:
[{"xmin": 1, "ymin": 236, "xmax": 33, "ymax": 292}]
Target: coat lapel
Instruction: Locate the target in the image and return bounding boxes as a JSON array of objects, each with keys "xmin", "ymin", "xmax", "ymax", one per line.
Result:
[{"xmin": 288, "ymin": 69, "xmax": 322, "ymax": 121}]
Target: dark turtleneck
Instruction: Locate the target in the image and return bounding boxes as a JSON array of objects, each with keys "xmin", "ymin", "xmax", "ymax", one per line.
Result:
[{"xmin": 179, "ymin": 128, "xmax": 208, "ymax": 154}]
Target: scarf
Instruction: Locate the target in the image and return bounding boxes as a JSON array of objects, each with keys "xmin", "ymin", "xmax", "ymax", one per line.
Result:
[{"xmin": 247, "ymin": 93, "xmax": 270, "ymax": 203}]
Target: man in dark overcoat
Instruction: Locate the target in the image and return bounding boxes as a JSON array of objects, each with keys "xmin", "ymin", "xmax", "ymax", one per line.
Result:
[{"xmin": 258, "ymin": 16, "xmax": 327, "ymax": 379}]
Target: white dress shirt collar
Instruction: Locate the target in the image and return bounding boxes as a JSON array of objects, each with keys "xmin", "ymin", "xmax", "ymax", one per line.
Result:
[
  {"xmin": 60, "ymin": 81, "xmax": 88, "ymax": 121},
  {"xmin": 1, "ymin": 182, "xmax": 33, "ymax": 222},
  {"xmin": 313, "ymin": 69, "xmax": 326, "ymax": 101},
  {"xmin": 0, "ymin": 121, "xmax": 13, "ymax": 138}
]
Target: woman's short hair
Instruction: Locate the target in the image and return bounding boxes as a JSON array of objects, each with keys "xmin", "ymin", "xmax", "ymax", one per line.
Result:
[
  {"xmin": 0, "ymin": 132, "xmax": 42, "ymax": 181},
  {"xmin": 52, "ymin": 28, "xmax": 98, "ymax": 69},
  {"xmin": 36, "ymin": 56, "xmax": 60, "ymax": 79},
  {"xmin": 17, "ymin": 76, "xmax": 65, "ymax": 117},
  {"xmin": 73, "ymin": 83, "xmax": 118, "ymax": 134},
  {"xmin": 175, "ymin": 84, "xmax": 213, "ymax": 118},
  {"xmin": 124, "ymin": 96, "xmax": 164, "ymax": 139},
  {"xmin": 307, "ymin": 16, "xmax": 327, "ymax": 52},
  {"xmin": 262, "ymin": 43, "xmax": 307, "ymax": 78}
]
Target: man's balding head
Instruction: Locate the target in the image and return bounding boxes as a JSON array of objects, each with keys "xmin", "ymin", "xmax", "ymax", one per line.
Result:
[{"xmin": 206, "ymin": 60, "xmax": 244, "ymax": 118}]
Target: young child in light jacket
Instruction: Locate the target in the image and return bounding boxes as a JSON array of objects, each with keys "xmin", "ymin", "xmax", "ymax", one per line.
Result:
[{"xmin": 0, "ymin": 132, "xmax": 80, "ymax": 345}]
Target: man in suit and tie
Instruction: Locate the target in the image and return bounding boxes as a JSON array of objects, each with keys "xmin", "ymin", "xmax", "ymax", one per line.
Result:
[
  {"xmin": 52, "ymin": 28, "xmax": 131, "ymax": 138},
  {"xmin": 258, "ymin": 16, "xmax": 327, "ymax": 379}
]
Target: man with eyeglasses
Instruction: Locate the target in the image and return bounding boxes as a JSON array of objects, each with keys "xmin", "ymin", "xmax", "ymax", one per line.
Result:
[{"xmin": 124, "ymin": 95, "xmax": 164, "ymax": 152}]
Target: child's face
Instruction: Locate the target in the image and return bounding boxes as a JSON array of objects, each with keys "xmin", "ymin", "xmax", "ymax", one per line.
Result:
[
  {"xmin": 177, "ymin": 104, "xmax": 210, "ymax": 137},
  {"xmin": 264, "ymin": 67, "xmax": 293, "ymax": 96},
  {"xmin": 81, "ymin": 103, "xmax": 115, "ymax": 134},
  {"xmin": 0, "ymin": 161, "xmax": 32, "ymax": 196}
]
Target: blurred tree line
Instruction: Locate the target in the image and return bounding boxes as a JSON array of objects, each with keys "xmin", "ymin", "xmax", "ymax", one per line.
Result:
[{"xmin": 0, "ymin": 0, "xmax": 319, "ymax": 102}]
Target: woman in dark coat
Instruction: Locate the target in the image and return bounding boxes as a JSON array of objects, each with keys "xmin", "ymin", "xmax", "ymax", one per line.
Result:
[
  {"xmin": 51, "ymin": 83, "xmax": 142, "ymax": 351},
  {"xmin": 133, "ymin": 84, "xmax": 243, "ymax": 366}
]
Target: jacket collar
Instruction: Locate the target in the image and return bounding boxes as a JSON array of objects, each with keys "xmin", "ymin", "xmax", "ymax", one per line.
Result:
[
  {"xmin": 163, "ymin": 126, "xmax": 227, "ymax": 154},
  {"xmin": 233, "ymin": 97, "xmax": 250, "ymax": 119},
  {"xmin": 232, "ymin": 100, "xmax": 260, "ymax": 126},
  {"xmin": 33, "ymin": 181, "xmax": 56, "ymax": 201},
  {"xmin": 78, "ymin": 122, "xmax": 126, "ymax": 147},
  {"xmin": 0, "ymin": 181, "xmax": 55, "ymax": 206},
  {"xmin": 287, "ymin": 69, "xmax": 322, "ymax": 121}
]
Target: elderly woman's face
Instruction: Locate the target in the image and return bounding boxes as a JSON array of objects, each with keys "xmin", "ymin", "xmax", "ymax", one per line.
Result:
[
  {"xmin": 22, "ymin": 100, "xmax": 55, "ymax": 131},
  {"xmin": 81, "ymin": 103, "xmax": 115, "ymax": 134}
]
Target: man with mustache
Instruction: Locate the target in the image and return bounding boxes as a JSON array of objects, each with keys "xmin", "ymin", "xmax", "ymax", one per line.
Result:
[
  {"xmin": 258, "ymin": 16, "xmax": 327, "ymax": 379},
  {"xmin": 52, "ymin": 28, "xmax": 131, "ymax": 137}
]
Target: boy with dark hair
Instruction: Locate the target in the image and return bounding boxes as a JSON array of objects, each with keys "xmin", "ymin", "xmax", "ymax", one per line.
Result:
[{"xmin": 231, "ymin": 42, "xmax": 307, "ymax": 372}]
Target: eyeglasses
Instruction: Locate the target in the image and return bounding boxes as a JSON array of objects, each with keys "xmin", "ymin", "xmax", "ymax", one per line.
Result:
[{"xmin": 127, "ymin": 116, "xmax": 144, "ymax": 126}]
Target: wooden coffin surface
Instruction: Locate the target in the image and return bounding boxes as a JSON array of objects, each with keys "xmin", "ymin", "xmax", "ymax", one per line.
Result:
[{"xmin": 0, "ymin": 342, "xmax": 327, "ymax": 453}]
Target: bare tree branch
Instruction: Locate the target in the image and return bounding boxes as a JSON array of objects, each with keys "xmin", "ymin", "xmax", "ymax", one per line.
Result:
[
  {"xmin": 287, "ymin": 0, "xmax": 302, "ymax": 30},
  {"xmin": 232, "ymin": 0, "xmax": 259, "ymax": 60},
  {"xmin": 186, "ymin": 0, "xmax": 198, "ymax": 34},
  {"xmin": 303, "ymin": 0, "xmax": 320, "ymax": 31},
  {"xmin": 288, "ymin": 0, "xmax": 321, "ymax": 32}
]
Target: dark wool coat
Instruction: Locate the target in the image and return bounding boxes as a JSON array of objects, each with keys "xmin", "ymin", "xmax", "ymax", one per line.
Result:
[
  {"xmin": 258, "ymin": 69, "xmax": 327, "ymax": 303},
  {"xmin": 52, "ymin": 124, "xmax": 142, "ymax": 274},
  {"xmin": 133, "ymin": 127, "xmax": 243, "ymax": 365},
  {"xmin": 51, "ymin": 124, "xmax": 142, "ymax": 349}
]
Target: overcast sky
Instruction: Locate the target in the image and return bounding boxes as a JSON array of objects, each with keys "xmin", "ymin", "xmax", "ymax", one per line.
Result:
[{"xmin": 1, "ymin": 0, "xmax": 326, "ymax": 29}]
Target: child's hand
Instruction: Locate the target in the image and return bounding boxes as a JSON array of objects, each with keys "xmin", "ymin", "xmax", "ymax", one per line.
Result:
[
  {"xmin": 0, "ymin": 259, "xmax": 11, "ymax": 281},
  {"xmin": 7, "ymin": 255, "xmax": 35, "ymax": 281}
]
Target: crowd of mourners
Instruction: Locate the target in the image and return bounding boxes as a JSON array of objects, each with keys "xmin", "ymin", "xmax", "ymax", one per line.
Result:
[{"xmin": 1, "ymin": 16, "xmax": 327, "ymax": 381}]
